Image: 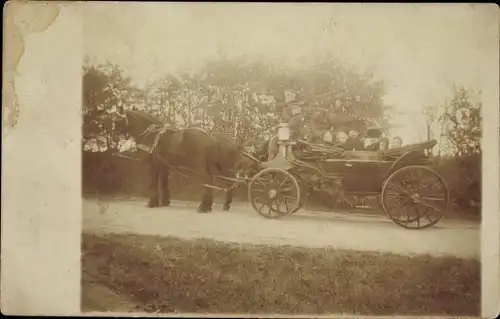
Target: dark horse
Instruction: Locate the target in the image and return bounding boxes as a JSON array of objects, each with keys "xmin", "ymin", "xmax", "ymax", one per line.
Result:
[{"xmin": 120, "ymin": 109, "xmax": 243, "ymax": 213}]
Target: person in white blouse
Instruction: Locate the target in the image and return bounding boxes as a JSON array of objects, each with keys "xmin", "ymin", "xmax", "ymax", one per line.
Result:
[{"xmin": 390, "ymin": 136, "xmax": 403, "ymax": 149}]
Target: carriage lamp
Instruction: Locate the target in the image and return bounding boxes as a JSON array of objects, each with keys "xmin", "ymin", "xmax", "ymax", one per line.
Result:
[{"xmin": 278, "ymin": 123, "xmax": 290, "ymax": 141}]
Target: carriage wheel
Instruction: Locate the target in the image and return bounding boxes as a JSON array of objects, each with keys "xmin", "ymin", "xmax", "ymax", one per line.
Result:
[
  {"xmin": 248, "ymin": 168, "xmax": 301, "ymax": 219},
  {"xmin": 381, "ymin": 166, "xmax": 449, "ymax": 230}
]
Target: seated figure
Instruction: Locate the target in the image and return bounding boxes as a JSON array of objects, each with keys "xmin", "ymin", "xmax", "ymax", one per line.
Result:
[
  {"xmin": 379, "ymin": 137, "xmax": 390, "ymax": 151},
  {"xmin": 364, "ymin": 125, "xmax": 384, "ymax": 150},
  {"xmin": 343, "ymin": 129, "xmax": 365, "ymax": 151},
  {"xmin": 365, "ymin": 138, "xmax": 380, "ymax": 150},
  {"xmin": 336, "ymin": 131, "xmax": 348, "ymax": 144},
  {"xmin": 390, "ymin": 136, "xmax": 403, "ymax": 149}
]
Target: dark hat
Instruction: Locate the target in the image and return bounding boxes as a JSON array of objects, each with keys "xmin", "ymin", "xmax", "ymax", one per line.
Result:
[{"xmin": 366, "ymin": 125, "xmax": 382, "ymax": 138}]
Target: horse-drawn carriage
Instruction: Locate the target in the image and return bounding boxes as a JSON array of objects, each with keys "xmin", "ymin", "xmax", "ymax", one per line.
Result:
[
  {"xmin": 117, "ymin": 110, "xmax": 449, "ymax": 230},
  {"xmin": 244, "ymin": 118, "xmax": 450, "ymax": 229}
]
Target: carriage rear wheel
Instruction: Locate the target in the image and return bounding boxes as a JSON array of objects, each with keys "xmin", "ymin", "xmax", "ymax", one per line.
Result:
[
  {"xmin": 248, "ymin": 168, "xmax": 301, "ymax": 219},
  {"xmin": 381, "ymin": 165, "xmax": 449, "ymax": 230}
]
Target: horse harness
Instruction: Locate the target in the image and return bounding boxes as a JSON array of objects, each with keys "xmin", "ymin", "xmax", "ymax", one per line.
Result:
[{"xmin": 136, "ymin": 124, "xmax": 213, "ymax": 177}]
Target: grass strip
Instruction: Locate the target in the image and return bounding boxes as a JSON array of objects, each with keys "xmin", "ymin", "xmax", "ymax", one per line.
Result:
[{"xmin": 82, "ymin": 232, "xmax": 479, "ymax": 315}]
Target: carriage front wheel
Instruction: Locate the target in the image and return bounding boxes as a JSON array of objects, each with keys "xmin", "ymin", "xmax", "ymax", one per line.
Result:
[
  {"xmin": 248, "ymin": 168, "xmax": 301, "ymax": 219},
  {"xmin": 381, "ymin": 165, "xmax": 449, "ymax": 230}
]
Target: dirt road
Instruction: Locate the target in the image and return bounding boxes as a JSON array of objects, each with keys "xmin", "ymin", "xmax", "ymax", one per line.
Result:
[{"xmin": 82, "ymin": 198, "xmax": 480, "ymax": 259}]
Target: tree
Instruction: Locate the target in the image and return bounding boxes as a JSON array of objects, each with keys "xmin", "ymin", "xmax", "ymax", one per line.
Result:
[
  {"xmin": 82, "ymin": 63, "xmax": 134, "ymax": 151},
  {"xmin": 82, "ymin": 56, "xmax": 395, "ymax": 151},
  {"xmin": 434, "ymin": 86, "xmax": 482, "ymax": 214},
  {"xmin": 439, "ymin": 86, "xmax": 481, "ymax": 157},
  {"xmin": 192, "ymin": 57, "xmax": 394, "ymax": 146}
]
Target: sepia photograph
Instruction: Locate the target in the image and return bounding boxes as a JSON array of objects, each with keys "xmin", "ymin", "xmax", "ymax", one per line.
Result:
[
  {"xmin": 2, "ymin": 1, "xmax": 499, "ymax": 317},
  {"xmin": 80, "ymin": 2, "xmax": 494, "ymax": 316}
]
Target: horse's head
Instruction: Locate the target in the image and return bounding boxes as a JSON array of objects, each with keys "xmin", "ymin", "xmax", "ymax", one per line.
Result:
[{"xmin": 118, "ymin": 109, "xmax": 164, "ymax": 142}]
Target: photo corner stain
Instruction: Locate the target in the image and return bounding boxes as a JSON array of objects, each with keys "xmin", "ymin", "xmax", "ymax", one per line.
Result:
[{"xmin": 2, "ymin": 1, "xmax": 61, "ymax": 135}]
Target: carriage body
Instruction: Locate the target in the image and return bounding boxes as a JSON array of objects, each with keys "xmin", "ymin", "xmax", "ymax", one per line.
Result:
[
  {"xmin": 248, "ymin": 121, "xmax": 449, "ymax": 230},
  {"xmin": 311, "ymin": 151, "xmax": 393, "ymax": 195}
]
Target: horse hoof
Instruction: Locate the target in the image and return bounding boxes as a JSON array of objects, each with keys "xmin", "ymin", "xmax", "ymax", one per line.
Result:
[
  {"xmin": 147, "ymin": 201, "xmax": 159, "ymax": 208},
  {"xmin": 222, "ymin": 205, "xmax": 230, "ymax": 211},
  {"xmin": 197, "ymin": 207, "xmax": 212, "ymax": 213}
]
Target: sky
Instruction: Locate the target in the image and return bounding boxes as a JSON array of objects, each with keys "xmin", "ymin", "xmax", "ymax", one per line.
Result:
[{"xmin": 84, "ymin": 3, "xmax": 498, "ymax": 144}]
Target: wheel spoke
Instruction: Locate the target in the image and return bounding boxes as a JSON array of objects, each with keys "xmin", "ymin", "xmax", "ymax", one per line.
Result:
[
  {"xmin": 252, "ymin": 189, "xmax": 267, "ymax": 194},
  {"xmin": 419, "ymin": 195, "xmax": 446, "ymax": 202},
  {"xmin": 385, "ymin": 192, "xmax": 407, "ymax": 200},
  {"xmin": 403, "ymin": 206, "xmax": 412, "ymax": 224},
  {"xmin": 415, "ymin": 205, "xmax": 421, "ymax": 227},
  {"xmin": 419, "ymin": 199, "xmax": 443, "ymax": 213},
  {"xmin": 270, "ymin": 200, "xmax": 277, "ymax": 214},
  {"xmin": 277, "ymin": 198, "xmax": 289, "ymax": 214},
  {"xmin": 279, "ymin": 176, "xmax": 290, "ymax": 189},
  {"xmin": 388, "ymin": 196, "xmax": 407, "ymax": 215},
  {"xmin": 253, "ymin": 196, "xmax": 266, "ymax": 203},
  {"xmin": 387, "ymin": 181, "xmax": 412, "ymax": 197},
  {"xmin": 254, "ymin": 196, "xmax": 269, "ymax": 204},
  {"xmin": 275, "ymin": 199, "xmax": 284, "ymax": 214},
  {"xmin": 256, "ymin": 178, "xmax": 268, "ymax": 188},
  {"xmin": 419, "ymin": 206, "xmax": 433, "ymax": 222}
]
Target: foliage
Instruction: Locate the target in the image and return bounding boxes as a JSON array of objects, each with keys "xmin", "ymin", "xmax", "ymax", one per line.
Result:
[
  {"xmin": 82, "ymin": 63, "xmax": 135, "ymax": 151},
  {"xmin": 82, "ymin": 57, "xmax": 393, "ymax": 150},
  {"xmin": 438, "ymin": 86, "xmax": 482, "ymax": 157},
  {"xmin": 419, "ymin": 86, "xmax": 482, "ymax": 214}
]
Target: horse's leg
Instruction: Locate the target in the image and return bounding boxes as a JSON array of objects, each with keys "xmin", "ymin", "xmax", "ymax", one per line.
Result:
[
  {"xmin": 222, "ymin": 188, "xmax": 233, "ymax": 211},
  {"xmin": 197, "ymin": 170, "xmax": 214, "ymax": 213},
  {"xmin": 219, "ymin": 165, "xmax": 234, "ymax": 211},
  {"xmin": 194, "ymin": 158, "xmax": 215, "ymax": 213},
  {"xmin": 147, "ymin": 160, "xmax": 160, "ymax": 208},
  {"xmin": 159, "ymin": 167, "xmax": 171, "ymax": 207}
]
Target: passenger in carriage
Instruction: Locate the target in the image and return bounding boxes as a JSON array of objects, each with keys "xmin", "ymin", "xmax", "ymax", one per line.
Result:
[
  {"xmin": 379, "ymin": 137, "xmax": 390, "ymax": 151},
  {"xmin": 390, "ymin": 136, "xmax": 403, "ymax": 149},
  {"xmin": 364, "ymin": 125, "xmax": 383, "ymax": 150},
  {"xmin": 343, "ymin": 129, "xmax": 365, "ymax": 151},
  {"xmin": 365, "ymin": 137, "xmax": 380, "ymax": 150},
  {"xmin": 336, "ymin": 131, "xmax": 348, "ymax": 144},
  {"xmin": 309, "ymin": 110, "xmax": 334, "ymax": 144}
]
